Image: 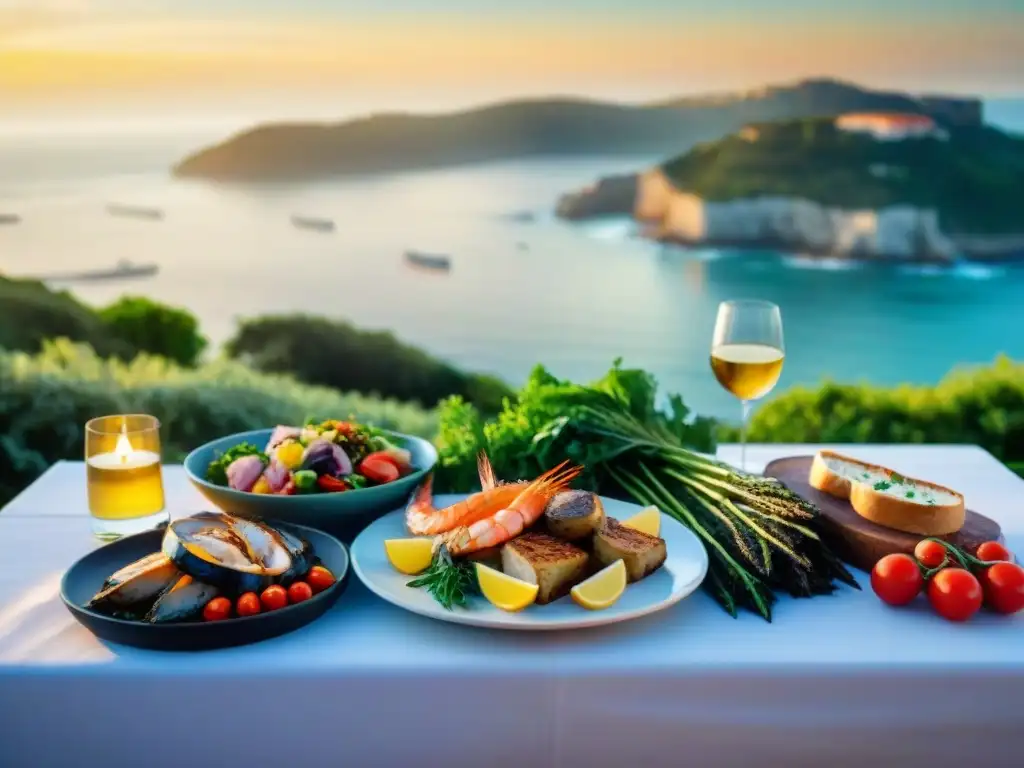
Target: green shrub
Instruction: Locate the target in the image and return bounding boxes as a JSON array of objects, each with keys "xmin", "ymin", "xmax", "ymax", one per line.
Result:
[
  {"xmin": 225, "ymin": 314, "xmax": 514, "ymax": 413},
  {"xmin": 99, "ymin": 296, "xmax": 208, "ymax": 367},
  {"xmin": 0, "ymin": 275, "xmax": 131, "ymax": 357},
  {"xmin": 0, "ymin": 339, "xmax": 437, "ymax": 505},
  {"xmin": 737, "ymin": 355, "xmax": 1024, "ymax": 462}
]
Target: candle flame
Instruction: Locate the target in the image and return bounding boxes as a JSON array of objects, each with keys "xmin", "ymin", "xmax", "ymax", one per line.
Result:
[{"xmin": 115, "ymin": 429, "xmax": 134, "ymax": 464}]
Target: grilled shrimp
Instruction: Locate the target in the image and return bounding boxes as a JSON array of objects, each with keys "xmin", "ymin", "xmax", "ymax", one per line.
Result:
[
  {"xmin": 405, "ymin": 453, "xmax": 528, "ymax": 536},
  {"xmin": 441, "ymin": 461, "xmax": 582, "ymax": 556}
]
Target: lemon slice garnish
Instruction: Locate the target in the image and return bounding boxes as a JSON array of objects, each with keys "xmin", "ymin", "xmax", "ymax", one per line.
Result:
[
  {"xmin": 475, "ymin": 563, "xmax": 539, "ymax": 612},
  {"xmin": 571, "ymin": 559, "xmax": 627, "ymax": 611},
  {"xmin": 621, "ymin": 505, "xmax": 661, "ymax": 537},
  {"xmin": 384, "ymin": 538, "xmax": 435, "ymax": 575}
]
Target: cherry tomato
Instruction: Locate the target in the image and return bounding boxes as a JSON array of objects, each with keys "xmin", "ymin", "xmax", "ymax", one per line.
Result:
[
  {"xmin": 288, "ymin": 581, "xmax": 314, "ymax": 604},
  {"xmin": 236, "ymin": 592, "xmax": 262, "ymax": 617},
  {"xmin": 360, "ymin": 456, "xmax": 400, "ymax": 485},
  {"xmin": 203, "ymin": 597, "xmax": 232, "ymax": 622},
  {"xmin": 981, "ymin": 562, "xmax": 1024, "ymax": 615},
  {"xmin": 307, "ymin": 566, "xmax": 336, "ymax": 594},
  {"xmin": 927, "ymin": 568, "xmax": 983, "ymax": 622},
  {"xmin": 914, "ymin": 539, "xmax": 949, "ymax": 570},
  {"xmin": 260, "ymin": 584, "xmax": 289, "ymax": 611},
  {"xmin": 976, "ymin": 541, "xmax": 1012, "ymax": 563},
  {"xmin": 317, "ymin": 475, "xmax": 349, "ymax": 493},
  {"xmin": 871, "ymin": 553, "xmax": 924, "ymax": 606}
]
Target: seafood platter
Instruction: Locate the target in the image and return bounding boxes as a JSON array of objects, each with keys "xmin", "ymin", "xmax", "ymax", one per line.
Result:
[
  {"xmin": 350, "ymin": 454, "xmax": 709, "ymax": 630},
  {"xmin": 61, "ymin": 512, "xmax": 349, "ymax": 650}
]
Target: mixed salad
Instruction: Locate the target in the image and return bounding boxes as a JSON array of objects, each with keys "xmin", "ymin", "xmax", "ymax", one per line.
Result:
[{"xmin": 206, "ymin": 419, "xmax": 415, "ymax": 495}]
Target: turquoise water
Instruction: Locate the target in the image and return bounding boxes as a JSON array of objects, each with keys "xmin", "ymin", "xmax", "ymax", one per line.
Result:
[{"xmin": 1, "ymin": 108, "xmax": 1023, "ymax": 420}]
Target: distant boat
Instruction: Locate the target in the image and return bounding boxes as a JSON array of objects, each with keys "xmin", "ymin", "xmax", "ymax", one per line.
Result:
[
  {"xmin": 39, "ymin": 259, "xmax": 159, "ymax": 283},
  {"xmin": 503, "ymin": 210, "xmax": 536, "ymax": 223},
  {"xmin": 0, "ymin": 213, "xmax": 20, "ymax": 225},
  {"xmin": 107, "ymin": 204, "xmax": 164, "ymax": 221},
  {"xmin": 404, "ymin": 250, "xmax": 452, "ymax": 271},
  {"xmin": 291, "ymin": 215, "xmax": 335, "ymax": 232}
]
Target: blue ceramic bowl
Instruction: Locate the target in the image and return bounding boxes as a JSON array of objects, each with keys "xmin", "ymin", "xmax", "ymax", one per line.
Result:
[{"xmin": 184, "ymin": 428, "xmax": 437, "ymax": 542}]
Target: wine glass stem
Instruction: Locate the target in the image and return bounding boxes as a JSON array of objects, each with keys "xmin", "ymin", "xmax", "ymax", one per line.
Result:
[{"xmin": 740, "ymin": 400, "xmax": 752, "ymax": 472}]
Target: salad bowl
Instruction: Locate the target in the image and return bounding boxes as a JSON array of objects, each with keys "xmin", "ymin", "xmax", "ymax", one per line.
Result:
[{"xmin": 184, "ymin": 427, "xmax": 437, "ymax": 541}]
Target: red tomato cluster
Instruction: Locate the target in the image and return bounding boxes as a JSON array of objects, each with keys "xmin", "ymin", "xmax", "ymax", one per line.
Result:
[
  {"xmin": 871, "ymin": 539, "xmax": 1023, "ymax": 622},
  {"xmin": 202, "ymin": 565, "xmax": 337, "ymax": 621}
]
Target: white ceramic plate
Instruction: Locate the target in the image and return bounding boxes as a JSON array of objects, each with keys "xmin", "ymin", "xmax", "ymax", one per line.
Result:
[{"xmin": 350, "ymin": 494, "xmax": 709, "ymax": 631}]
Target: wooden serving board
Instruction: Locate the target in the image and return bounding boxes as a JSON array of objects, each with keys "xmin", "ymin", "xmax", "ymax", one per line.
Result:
[{"xmin": 764, "ymin": 455, "xmax": 1003, "ymax": 573}]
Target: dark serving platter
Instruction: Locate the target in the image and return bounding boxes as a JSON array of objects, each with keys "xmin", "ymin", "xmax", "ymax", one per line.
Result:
[{"xmin": 61, "ymin": 521, "xmax": 349, "ymax": 651}]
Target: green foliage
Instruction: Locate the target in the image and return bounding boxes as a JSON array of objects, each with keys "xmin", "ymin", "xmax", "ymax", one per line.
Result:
[
  {"xmin": 99, "ymin": 296, "xmax": 208, "ymax": 367},
  {"xmin": 434, "ymin": 360, "xmax": 718, "ymax": 492},
  {"xmin": 225, "ymin": 314, "xmax": 513, "ymax": 413},
  {"xmin": 661, "ymin": 119, "xmax": 1024, "ymax": 234},
  {"xmin": 0, "ymin": 339, "xmax": 436, "ymax": 505},
  {"xmin": 0, "ymin": 275, "xmax": 132, "ymax": 357},
  {"xmin": 737, "ymin": 355, "xmax": 1024, "ymax": 462}
]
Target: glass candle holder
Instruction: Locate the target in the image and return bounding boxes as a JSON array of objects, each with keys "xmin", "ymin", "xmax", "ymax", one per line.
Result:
[{"xmin": 85, "ymin": 414, "xmax": 167, "ymax": 540}]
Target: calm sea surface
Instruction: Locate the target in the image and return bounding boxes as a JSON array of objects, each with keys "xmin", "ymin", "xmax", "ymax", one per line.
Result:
[{"xmin": 2, "ymin": 101, "xmax": 1023, "ymax": 420}]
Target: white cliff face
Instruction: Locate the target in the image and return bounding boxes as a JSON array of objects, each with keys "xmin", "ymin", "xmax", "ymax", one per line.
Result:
[{"xmin": 634, "ymin": 169, "xmax": 959, "ymax": 262}]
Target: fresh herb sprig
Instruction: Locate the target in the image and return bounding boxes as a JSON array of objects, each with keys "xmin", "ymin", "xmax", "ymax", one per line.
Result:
[{"xmin": 407, "ymin": 544, "xmax": 479, "ymax": 610}]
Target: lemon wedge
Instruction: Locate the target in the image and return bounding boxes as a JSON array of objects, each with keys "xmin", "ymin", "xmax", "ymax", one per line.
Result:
[
  {"xmin": 475, "ymin": 563, "xmax": 539, "ymax": 612},
  {"xmin": 621, "ymin": 505, "xmax": 661, "ymax": 537},
  {"xmin": 571, "ymin": 559, "xmax": 627, "ymax": 610},
  {"xmin": 384, "ymin": 538, "xmax": 435, "ymax": 575}
]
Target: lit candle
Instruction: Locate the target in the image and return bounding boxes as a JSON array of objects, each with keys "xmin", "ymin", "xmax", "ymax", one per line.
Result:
[
  {"xmin": 85, "ymin": 415, "xmax": 166, "ymax": 539},
  {"xmin": 86, "ymin": 427, "xmax": 161, "ymax": 471}
]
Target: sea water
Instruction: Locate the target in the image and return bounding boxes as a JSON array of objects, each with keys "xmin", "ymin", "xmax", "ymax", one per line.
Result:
[{"xmin": 2, "ymin": 112, "xmax": 1024, "ymax": 420}]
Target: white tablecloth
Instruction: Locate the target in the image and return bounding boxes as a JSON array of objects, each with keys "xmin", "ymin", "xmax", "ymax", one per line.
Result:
[{"xmin": 1, "ymin": 444, "xmax": 1022, "ymax": 768}]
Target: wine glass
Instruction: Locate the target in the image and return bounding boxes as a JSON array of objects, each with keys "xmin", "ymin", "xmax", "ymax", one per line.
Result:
[{"xmin": 710, "ymin": 300, "xmax": 784, "ymax": 472}]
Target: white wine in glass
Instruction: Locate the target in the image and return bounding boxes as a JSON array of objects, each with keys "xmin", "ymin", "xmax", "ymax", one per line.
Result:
[{"xmin": 710, "ymin": 300, "xmax": 784, "ymax": 471}]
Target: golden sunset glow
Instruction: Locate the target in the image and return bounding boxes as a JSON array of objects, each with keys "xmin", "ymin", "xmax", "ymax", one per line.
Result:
[{"xmin": 2, "ymin": 6, "xmax": 1022, "ymax": 104}]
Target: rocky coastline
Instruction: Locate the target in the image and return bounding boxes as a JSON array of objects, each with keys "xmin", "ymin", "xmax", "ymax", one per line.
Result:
[{"xmin": 556, "ymin": 169, "xmax": 1024, "ymax": 264}]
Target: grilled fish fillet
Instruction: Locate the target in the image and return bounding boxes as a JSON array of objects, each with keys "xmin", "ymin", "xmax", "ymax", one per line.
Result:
[
  {"xmin": 592, "ymin": 518, "xmax": 667, "ymax": 583},
  {"xmin": 501, "ymin": 533, "xmax": 589, "ymax": 604},
  {"xmin": 544, "ymin": 490, "xmax": 606, "ymax": 541}
]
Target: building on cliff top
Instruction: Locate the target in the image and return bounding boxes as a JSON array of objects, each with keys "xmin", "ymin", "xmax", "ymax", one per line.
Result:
[{"xmin": 835, "ymin": 112, "xmax": 949, "ymax": 141}]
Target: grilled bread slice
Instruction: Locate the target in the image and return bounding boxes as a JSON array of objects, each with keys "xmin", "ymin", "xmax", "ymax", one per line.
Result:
[
  {"xmin": 592, "ymin": 518, "xmax": 667, "ymax": 583},
  {"xmin": 544, "ymin": 490, "xmax": 606, "ymax": 541},
  {"xmin": 501, "ymin": 533, "xmax": 590, "ymax": 604},
  {"xmin": 809, "ymin": 450, "xmax": 965, "ymax": 535}
]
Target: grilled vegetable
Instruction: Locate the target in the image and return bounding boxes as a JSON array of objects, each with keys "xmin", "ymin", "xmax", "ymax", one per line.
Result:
[
  {"xmin": 592, "ymin": 518, "xmax": 666, "ymax": 583},
  {"xmin": 501, "ymin": 533, "xmax": 589, "ymax": 604},
  {"xmin": 544, "ymin": 490, "xmax": 605, "ymax": 541}
]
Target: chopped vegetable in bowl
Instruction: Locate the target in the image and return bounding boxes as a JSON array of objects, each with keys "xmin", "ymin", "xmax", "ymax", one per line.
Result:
[{"xmin": 205, "ymin": 420, "xmax": 415, "ymax": 496}]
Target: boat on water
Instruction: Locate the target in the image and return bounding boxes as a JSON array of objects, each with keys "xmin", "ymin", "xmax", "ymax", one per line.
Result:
[
  {"xmin": 404, "ymin": 250, "xmax": 452, "ymax": 271},
  {"xmin": 106, "ymin": 204, "xmax": 164, "ymax": 221},
  {"xmin": 291, "ymin": 215, "xmax": 335, "ymax": 232},
  {"xmin": 39, "ymin": 260, "xmax": 159, "ymax": 283},
  {"xmin": 0, "ymin": 213, "xmax": 20, "ymax": 225}
]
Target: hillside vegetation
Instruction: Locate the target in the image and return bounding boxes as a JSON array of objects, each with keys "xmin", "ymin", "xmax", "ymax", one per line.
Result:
[
  {"xmin": 225, "ymin": 315, "xmax": 512, "ymax": 414},
  {"xmin": 173, "ymin": 78, "xmax": 980, "ymax": 182},
  {"xmin": 0, "ymin": 276, "xmax": 510, "ymax": 413},
  {"xmin": 0, "ymin": 340, "xmax": 435, "ymax": 505},
  {"xmin": 729, "ymin": 355, "xmax": 1024, "ymax": 464},
  {"xmin": 662, "ymin": 118, "xmax": 1024, "ymax": 234}
]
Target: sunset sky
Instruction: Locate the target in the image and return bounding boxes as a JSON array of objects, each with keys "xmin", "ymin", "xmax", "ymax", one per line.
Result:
[{"xmin": 2, "ymin": 0, "xmax": 1022, "ymax": 119}]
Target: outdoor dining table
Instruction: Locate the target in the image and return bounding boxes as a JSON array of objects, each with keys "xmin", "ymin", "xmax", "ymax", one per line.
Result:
[{"xmin": 0, "ymin": 443, "xmax": 1021, "ymax": 768}]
